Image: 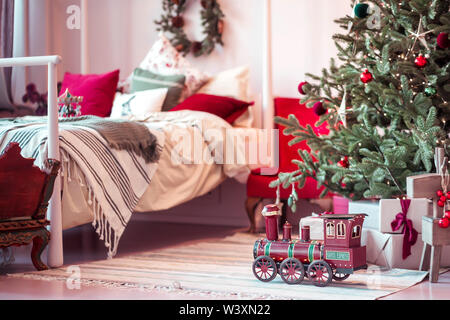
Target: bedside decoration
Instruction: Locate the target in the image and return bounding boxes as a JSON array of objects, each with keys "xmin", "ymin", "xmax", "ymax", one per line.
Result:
[
  {"xmin": 58, "ymin": 89, "xmax": 83, "ymax": 118},
  {"xmin": 155, "ymin": 0, "xmax": 225, "ymax": 57},
  {"xmin": 22, "ymin": 82, "xmax": 62, "ymax": 116}
]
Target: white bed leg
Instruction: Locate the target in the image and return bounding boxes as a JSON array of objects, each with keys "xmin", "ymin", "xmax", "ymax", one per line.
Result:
[{"xmin": 47, "ymin": 61, "xmax": 64, "ymax": 268}]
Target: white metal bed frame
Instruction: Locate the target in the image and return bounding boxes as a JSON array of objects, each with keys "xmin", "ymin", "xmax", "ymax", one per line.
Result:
[
  {"xmin": 0, "ymin": 0, "xmax": 273, "ymax": 268},
  {"xmin": 0, "ymin": 55, "xmax": 63, "ymax": 268}
]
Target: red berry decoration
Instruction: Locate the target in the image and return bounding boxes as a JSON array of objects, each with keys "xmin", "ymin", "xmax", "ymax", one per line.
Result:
[
  {"xmin": 338, "ymin": 156, "xmax": 350, "ymax": 168},
  {"xmin": 437, "ymin": 190, "xmax": 444, "ymax": 197},
  {"xmin": 445, "ymin": 211, "xmax": 450, "ymax": 220},
  {"xmin": 447, "ymin": 191, "xmax": 450, "ymax": 200},
  {"xmin": 414, "ymin": 54, "xmax": 428, "ymax": 68},
  {"xmin": 313, "ymin": 101, "xmax": 327, "ymax": 116},
  {"xmin": 440, "ymin": 196, "xmax": 447, "ymax": 203},
  {"xmin": 437, "ymin": 32, "xmax": 449, "ymax": 49},
  {"xmin": 298, "ymin": 81, "xmax": 308, "ymax": 95},
  {"xmin": 438, "ymin": 217, "xmax": 449, "ymax": 229},
  {"xmin": 438, "ymin": 200, "xmax": 445, "ymax": 208},
  {"xmin": 360, "ymin": 69, "xmax": 373, "ymax": 84},
  {"xmin": 171, "ymin": 16, "xmax": 184, "ymax": 28}
]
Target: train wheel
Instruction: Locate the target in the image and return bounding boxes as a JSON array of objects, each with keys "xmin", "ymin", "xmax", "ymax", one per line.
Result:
[
  {"xmin": 252, "ymin": 256, "xmax": 277, "ymax": 282},
  {"xmin": 333, "ymin": 271, "xmax": 350, "ymax": 281},
  {"xmin": 307, "ymin": 260, "xmax": 333, "ymax": 287},
  {"xmin": 280, "ymin": 258, "xmax": 305, "ymax": 285}
]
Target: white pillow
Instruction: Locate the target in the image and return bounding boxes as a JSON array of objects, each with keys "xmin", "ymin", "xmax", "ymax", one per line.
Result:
[
  {"xmin": 122, "ymin": 33, "xmax": 209, "ymax": 99},
  {"xmin": 198, "ymin": 66, "xmax": 250, "ymax": 102},
  {"xmin": 110, "ymin": 88, "xmax": 168, "ymax": 119}
]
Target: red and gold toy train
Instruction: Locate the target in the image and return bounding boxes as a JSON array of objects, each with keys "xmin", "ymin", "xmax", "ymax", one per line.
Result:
[{"xmin": 252, "ymin": 204, "xmax": 367, "ymax": 287}]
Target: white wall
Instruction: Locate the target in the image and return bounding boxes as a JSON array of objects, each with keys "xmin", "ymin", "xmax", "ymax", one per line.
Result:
[{"xmin": 24, "ymin": 0, "xmax": 352, "ymax": 127}]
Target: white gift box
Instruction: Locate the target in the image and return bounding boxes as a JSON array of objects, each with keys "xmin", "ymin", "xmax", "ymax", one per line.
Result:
[
  {"xmin": 362, "ymin": 227, "xmax": 450, "ymax": 270},
  {"xmin": 300, "ymin": 216, "xmax": 324, "ymax": 241},
  {"xmin": 348, "ymin": 200, "xmax": 380, "ymax": 230},
  {"xmin": 379, "ymin": 199, "xmax": 430, "ymax": 234},
  {"xmin": 348, "ymin": 199, "xmax": 431, "ymax": 234}
]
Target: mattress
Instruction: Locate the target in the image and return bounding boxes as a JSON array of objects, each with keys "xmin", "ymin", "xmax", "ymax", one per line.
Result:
[{"xmin": 61, "ymin": 110, "xmax": 253, "ymax": 230}]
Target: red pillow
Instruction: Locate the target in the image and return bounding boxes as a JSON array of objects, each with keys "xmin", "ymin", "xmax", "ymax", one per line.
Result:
[
  {"xmin": 170, "ymin": 94, "xmax": 254, "ymax": 124},
  {"xmin": 59, "ymin": 70, "xmax": 120, "ymax": 117}
]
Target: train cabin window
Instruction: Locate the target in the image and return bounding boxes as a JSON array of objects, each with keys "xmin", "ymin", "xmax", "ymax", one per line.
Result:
[
  {"xmin": 352, "ymin": 225, "xmax": 361, "ymax": 239},
  {"xmin": 326, "ymin": 222, "xmax": 335, "ymax": 238},
  {"xmin": 337, "ymin": 222, "xmax": 346, "ymax": 239}
]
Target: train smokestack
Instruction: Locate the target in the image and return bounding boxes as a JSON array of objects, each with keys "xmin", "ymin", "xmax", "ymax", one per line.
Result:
[
  {"xmin": 283, "ymin": 221, "xmax": 292, "ymax": 241},
  {"xmin": 301, "ymin": 226, "xmax": 310, "ymax": 242},
  {"xmin": 261, "ymin": 204, "xmax": 281, "ymax": 241}
]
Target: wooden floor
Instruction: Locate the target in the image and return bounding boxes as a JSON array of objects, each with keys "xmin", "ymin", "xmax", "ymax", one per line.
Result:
[{"xmin": 0, "ymin": 221, "xmax": 449, "ymax": 300}]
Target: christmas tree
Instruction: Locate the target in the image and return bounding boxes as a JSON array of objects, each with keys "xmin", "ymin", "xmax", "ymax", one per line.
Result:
[{"xmin": 271, "ymin": 0, "xmax": 450, "ymax": 203}]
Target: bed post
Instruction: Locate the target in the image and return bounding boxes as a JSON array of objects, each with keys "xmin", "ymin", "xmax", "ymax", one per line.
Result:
[
  {"xmin": 80, "ymin": 0, "xmax": 89, "ymax": 74},
  {"xmin": 0, "ymin": 56, "xmax": 63, "ymax": 267},
  {"xmin": 262, "ymin": 0, "xmax": 273, "ymax": 132},
  {"xmin": 47, "ymin": 59, "xmax": 63, "ymax": 268}
]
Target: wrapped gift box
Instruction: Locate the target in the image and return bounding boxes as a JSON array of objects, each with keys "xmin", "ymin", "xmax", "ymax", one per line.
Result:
[
  {"xmin": 379, "ymin": 199, "xmax": 430, "ymax": 234},
  {"xmin": 362, "ymin": 227, "xmax": 450, "ymax": 270},
  {"xmin": 348, "ymin": 199, "xmax": 380, "ymax": 230},
  {"xmin": 333, "ymin": 196, "xmax": 349, "ymax": 214},
  {"xmin": 348, "ymin": 199, "xmax": 431, "ymax": 233},
  {"xmin": 299, "ymin": 216, "xmax": 324, "ymax": 241}
]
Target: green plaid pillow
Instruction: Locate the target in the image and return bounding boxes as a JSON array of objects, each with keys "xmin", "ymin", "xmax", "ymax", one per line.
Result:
[{"xmin": 131, "ymin": 68, "xmax": 186, "ymax": 111}]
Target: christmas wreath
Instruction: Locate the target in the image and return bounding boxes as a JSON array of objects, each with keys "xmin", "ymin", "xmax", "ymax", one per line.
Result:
[{"xmin": 155, "ymin": 0, "xmax": 225, "ymax": 57}]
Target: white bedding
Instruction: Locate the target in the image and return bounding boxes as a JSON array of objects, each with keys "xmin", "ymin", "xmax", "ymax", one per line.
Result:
[{"xmin": 61, "ymin": 110, "xmax": 252, "ymax": 231}]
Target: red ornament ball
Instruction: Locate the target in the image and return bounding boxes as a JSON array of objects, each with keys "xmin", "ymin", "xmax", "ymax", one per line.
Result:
[
  {"xmin": 438, "ymin": 217, "xmax": 450, "ymax": 229},
  {"xmin": 447, "ymin": 191, "xmax": 450, "ymax": 200},
  {"xmin": 437, "ymin": 190, "xmax": 444, "ymax": 197},
  {"xmin": 438, "ymin": 200, "xmax": 446, "ymax": 208},
  {"xmin": 171, "ymin": 16, "xmax": 184, "ymax": 28},
  {"xmin": 298, "ymin": 81, "xmax": 308, "ymax": 95},
  {"xmin": 445, "ymin": 211, "xmax": 450, "ymax": 220},
  {"xmin": 360, "ymin": 69, "xmax": 373, "ymax": 84},
  {"xmin": 440, "ymin": 196, "xmax": 447, "ymax": 203},
  {"xmin": 414, "ymin": 55, "xmax": 428, "ymax": 68},
  {"xmin": 313, "ymin": 101, "xmax": 327, "ymax": 116},
  {"xmin": 437, "ymin": 32, "xmax": 449, "ymax": 49},
  {"xmin": 338, "ymin": 156, "xmax": 350, "ymax": 168}
]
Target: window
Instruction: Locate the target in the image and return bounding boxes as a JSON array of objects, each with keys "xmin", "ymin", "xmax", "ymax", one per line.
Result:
[
  {"xmin": 326, "ymin": 223, "xmax": 335, "ymax": 238},
  {"xmin": 337, "ymin": 222, "xmax": 346, "ymax": 239},
  {"xmin": 352, "ymin": 225, "xmax": 361, "ymax": 238}
]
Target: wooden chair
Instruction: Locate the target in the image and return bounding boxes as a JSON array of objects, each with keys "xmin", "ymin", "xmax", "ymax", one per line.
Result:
[{"xmin": 0, "ymin": 142, "xmax": 60, "ymax": 270}]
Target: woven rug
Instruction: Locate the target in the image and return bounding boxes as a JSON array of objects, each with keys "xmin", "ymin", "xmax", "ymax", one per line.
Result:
[{"xmin": 8, "ymin": 232, "xmax": 431, "ymax": 300}]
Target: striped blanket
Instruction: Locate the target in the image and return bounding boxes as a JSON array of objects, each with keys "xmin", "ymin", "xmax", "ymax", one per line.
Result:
[{"xmin": 0, "ymin": 117, "xmax": 163, "ymax": 258}]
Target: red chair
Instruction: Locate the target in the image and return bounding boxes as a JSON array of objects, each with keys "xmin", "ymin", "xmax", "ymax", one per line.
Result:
[{"xmin": 246, "ymin": 97, "xmax": 329, "ymax": 232}]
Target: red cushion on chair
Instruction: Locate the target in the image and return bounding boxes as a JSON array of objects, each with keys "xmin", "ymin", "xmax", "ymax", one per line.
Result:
[
  {"xmin": 247, "ymin": 172, "xmax": 322, "ymax": 200},
  {"xmin": 59, "ymin": 70, "xmax": 120, "ymax": 117},
  {"xmin": 246, "ymin": 97, "xmax": 330, "ymax": 200}
]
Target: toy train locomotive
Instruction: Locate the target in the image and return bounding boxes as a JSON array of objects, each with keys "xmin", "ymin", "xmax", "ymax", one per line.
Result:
[{"xmin": 252, "ymin": 204, "xmax": 367, "ymax": 287}]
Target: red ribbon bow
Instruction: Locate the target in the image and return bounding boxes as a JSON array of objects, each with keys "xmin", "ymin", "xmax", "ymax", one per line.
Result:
[{"xmin": 390, "ymin": 199, "xmax": 418, "ymax": 260}]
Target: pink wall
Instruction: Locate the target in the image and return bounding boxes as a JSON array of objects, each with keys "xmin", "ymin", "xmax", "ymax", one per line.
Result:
[
  {"xmin": 26, "ymin": 0, "xmax": 352, "ymax": 127},
  {"xmin": 19, "ymin": 0, "xmax": 353, "ymax": 228}
]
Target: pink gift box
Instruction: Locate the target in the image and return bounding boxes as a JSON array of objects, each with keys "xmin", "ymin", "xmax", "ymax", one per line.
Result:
[{"xmin": 333, "ymin": 196, "xmax": 349, "ymax": 214}]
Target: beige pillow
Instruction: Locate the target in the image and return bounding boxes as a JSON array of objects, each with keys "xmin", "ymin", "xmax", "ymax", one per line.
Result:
[{"xmin": 198, "ymin": 66, "xmax": 250, "ymax": 102}]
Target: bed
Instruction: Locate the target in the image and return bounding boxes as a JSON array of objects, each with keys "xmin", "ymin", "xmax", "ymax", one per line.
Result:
[
  {"xmin": 0, "ymin": 0, "xmax": 275, "ymax": 268},
  {"xmin": 0, "ymin": 108, "xmax": 253, "ymax": 258}
]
